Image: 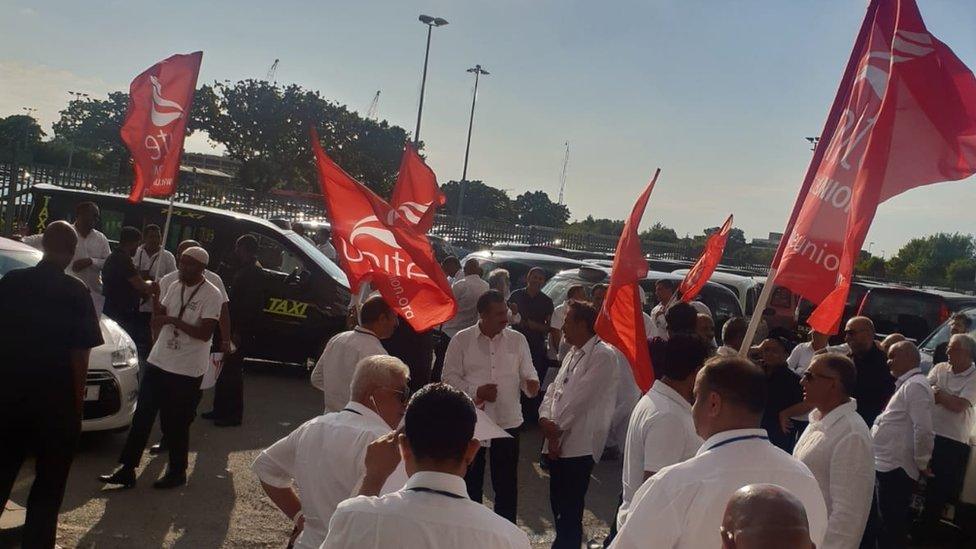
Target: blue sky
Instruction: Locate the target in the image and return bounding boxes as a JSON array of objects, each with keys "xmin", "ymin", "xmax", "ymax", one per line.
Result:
[{"xmin": 2, "ymin": 0, "xmax": 975, "ymax": 256}]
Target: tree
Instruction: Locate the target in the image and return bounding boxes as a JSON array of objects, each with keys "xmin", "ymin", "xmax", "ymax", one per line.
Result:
[
  {"xmin": 856, "ymin": 256, "xmax": 887, "ymax": 278},
  {"xmin": 0, "ymin": 115, "xmax": 45, "ymax": 161},
  {"xmin": 886, "ymin": 233, "xmax": 975, "ymax": 282},
  {"xmin": 946, "ymin": 258, "xmax": 976, "ymax": 285},
  {"xmin": 700, "ymin": 226, "xmax": 746, "ymax": 254},
  {"xmin": 512, "ymin": 190, "xmax": 570, "ymax": 227},
  {"xmin": 441, "ymin": 180, "xmax": 515, "ymax": 221},
  {"xmin": 51, "ymin": 92, "xmax": 132, "ymax": 171},
  {"xmin": 566, "ymin": 216, "xmax": 625, "ymax": 237},
  {"xmin": 640, "ymin": 222, "xmax": 678, "ymax": 243}
]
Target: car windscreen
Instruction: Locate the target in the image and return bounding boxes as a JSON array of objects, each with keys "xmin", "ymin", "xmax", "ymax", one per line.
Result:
[
  {"xmin": 285, "ymin": 232, "xmax": 349, "ymax": 288},
  {"xmin": 0, "ymin": 248, "xmax": 42, "ymax": 277},
  {"xmin": 920, "ymin": 309, "xmax": 976, "ymax": 353},
  {"xmin": 542, "ymin": 274, "xmax": 587, "ymax": 307},
  {"xmin": 860, "ymin": 290, "xmax": 945, "ymax": 341}
]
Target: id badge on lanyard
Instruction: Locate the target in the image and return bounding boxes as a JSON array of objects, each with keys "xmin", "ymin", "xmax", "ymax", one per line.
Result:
[{"xmin": 168, "ymin": 281, "xmax": 203, "ymax": 351}]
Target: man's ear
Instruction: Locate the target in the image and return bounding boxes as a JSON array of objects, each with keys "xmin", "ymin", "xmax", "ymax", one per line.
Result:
[
  {"xmin": 709, "ymin": 391, "xmax": 723, "ymax": 417},
  {"xmin": 398, "ymin": 433, "xmax": 415, "ymax": 474},
  {"xmin": 463, "ymin": 438, "xmax": 481, "ymax": 466}
]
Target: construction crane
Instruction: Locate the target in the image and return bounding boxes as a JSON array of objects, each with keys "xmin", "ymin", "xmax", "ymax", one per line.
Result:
[
  {"xmin": 365, "ymin": 90, "xmax": 381, "ymax": 120},
  {"xmin": 557, "ymin": 142, "xmax": 570, "ymax": 205},
  {"xmin": 267, "ymin": 59, "xmax": 279, "ymax": 84}
]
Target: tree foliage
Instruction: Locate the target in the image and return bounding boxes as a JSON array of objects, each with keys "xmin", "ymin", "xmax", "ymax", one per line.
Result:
[
  {"xmin": 0, "ymin": 115, "xmax": 45, "ymax": 161},
  {"xmin": 640, "ymin": 221, "xmax": 678, "ymax": 243},
  {"xmin": 886, "ymin": 233, "xmax": 975, "ymax": 282},
  {"xmin": 441, "ymin": 180, "xmax": 515, "ymax": 222},
  {"xmin": 513, "ymin": 190, "xmax": 570, "ymax": 227},
  {"xmin": 566, "ymin": 215, "xmax": 625, "ymax": 237}
]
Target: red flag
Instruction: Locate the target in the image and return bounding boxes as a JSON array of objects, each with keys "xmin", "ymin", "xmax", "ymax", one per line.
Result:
[
  {"xmin": 771, "ymin": 0, "xmax": 976, "ymax": 334},
  {"xmin": 678, "ymin": 214, "xmax": 733, "ymax": 303},
  {"xmin": 310, "ymin": 128, "xmax": 456, "ymax": 331},
  {"xmin": 391, "ymin": 142, "xmax": 445, "ymax": 234},
  {"xmin": 595, "ymin": 170, "xmax": 659, "ymax": 393},
  {"xmin": 120, "ymin": 52, "xmax": 203, "ymax": 203}
]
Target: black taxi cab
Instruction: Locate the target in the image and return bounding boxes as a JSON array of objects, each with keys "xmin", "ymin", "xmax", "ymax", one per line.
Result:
[{"xmin": 26, "ymin": 184, "xmax": 351, "ymax": 367}]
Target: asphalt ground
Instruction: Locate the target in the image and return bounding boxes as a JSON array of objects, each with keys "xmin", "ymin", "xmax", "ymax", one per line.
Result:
[{"xmin": 2, "ymin": 365, "xmax": 620, "ymax": 548}]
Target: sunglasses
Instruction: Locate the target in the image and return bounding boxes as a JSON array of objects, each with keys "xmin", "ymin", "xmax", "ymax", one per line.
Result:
[
  {"xmin": 379, "ymin": 386, "xmax": 411, "ymax": 404},
  {"xmin": 801, "ymin": 370, "xmax": 837, "ymax": 382}
]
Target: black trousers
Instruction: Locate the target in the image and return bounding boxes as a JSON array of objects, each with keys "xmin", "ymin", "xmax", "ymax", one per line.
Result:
[
  {"xmin": 862, "ymin": 468, "xmax": 916, "ymax": 549},
  {"xmin": 920, "ymin": 435, "xmax": 971, "ymax": 533},
  {"xmin": 212, "ymin": 349, "xmax": 244, "ymax": 423},
  {"xmin": 548, "ymin": 455, "xmax": 594, "ymax": 549},
  {"xmin": 464, "ymin": 427, "xmax": 520, "ymax": 523},
  {"xmin": 118, "ymin": 364, "xmax": 201, "ymax": 474},
  {"xmin": 0, "ymin": 384, "xmax": 80, "ymax": 549},
  {"xmin": 134, "ymin": 312, "xmax": 153, "ymax": 362}
]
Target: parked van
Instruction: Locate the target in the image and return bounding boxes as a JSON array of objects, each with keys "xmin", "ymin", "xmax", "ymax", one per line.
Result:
[{"xmin": 26, "ymin": 184, "xmax": 351, "ymax": 366}]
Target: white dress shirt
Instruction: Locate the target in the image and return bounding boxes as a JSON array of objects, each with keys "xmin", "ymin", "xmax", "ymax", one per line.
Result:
[
  {"xmin": 716, "ymin": 345, "xmax": 738, "ymax": 357},
  {"xmin": 607, "ymin": 349, "xmax": 642, "ymax": 450},
  {"xmin": 442, "ymin": 325, "xmax": 539, "ymax": 430},
  {"xmin": 788, "ymin": 341, "xmax": 820, "ymax": 375},
  {"xmin": 442, "ymin": 275, "xmax": 490, "ymax": 337},
  {"xmin": 134, "ymin": 245, "xmax": 177, "ymax": 313},
  {"xmin": 617, "ymin": 382, "xmax": 702, "ymax": 528},
  {"xmin": 872, "ymin": 368, "xmax": 934, "ymax": 480},
  {"xmin": 310, "ymin": 328, "xmax": 388, "ymax": 412},
  {"xmin": 251, "ymin": 402, "xmax": 406, "ymax": 549},
  {"xmin": 322, "ymin": 471, "xmax": 531, "ymax": 549},
  {"xmin": 612, "ymin": 428, "xmax": 828, "ymax": 549},
  {"xmin": 928, "ymin": 362, "xmax": 976, "ymax": 443},
  {"xmin": 647, "ymin": 303, "xmax": 670, "ymax": 340},
  {"xmin": 793, "ymin": 400, "xmax": 874, "ymax": 549},
  {"xmin": 539, "ymin": 335, "xmax": 619, "ymax": 461}
]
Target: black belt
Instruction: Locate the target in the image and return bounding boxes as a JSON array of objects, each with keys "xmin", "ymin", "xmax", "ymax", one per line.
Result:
[{"xmin": 408, "ymin": 487, "xmax": 464, "ymax": 499}]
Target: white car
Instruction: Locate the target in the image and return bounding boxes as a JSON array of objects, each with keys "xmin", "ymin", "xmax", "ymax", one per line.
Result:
[{"xmin": 0, "ymin": 237, "xmax": 139, "ymax": 432}]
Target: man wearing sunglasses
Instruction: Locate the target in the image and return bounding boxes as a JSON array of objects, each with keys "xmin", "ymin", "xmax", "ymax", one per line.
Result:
[
  {"xmin": 793, "ymin": 353, "xmax": 874, "ymax": 549},
  {"xmin": 844, "ymin": 317, "xmax": 894, "ymax": 428},
  {"xmin": 252, "ymin": 355, "xmax": 410, "ymax": 549}
]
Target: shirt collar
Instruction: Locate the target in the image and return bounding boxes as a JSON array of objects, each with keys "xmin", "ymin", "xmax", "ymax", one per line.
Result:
[
  {"xmin": 651, "ymin": 381, "xmax": 693, "ymax": 412},
  {"xmin": 811, "ymin": 399, "xmax": 857, "ymax": 428},
  {"xmin": 950, "ymin": 363, "xmax": 976, "ymax": 377},
  {"xmin": 404, "ymin": 471, "xmax": 470, "ymax": 499},
  {"xmin": 342, "ymin": 401, "xmax": 390, "ymax": 428},
  {"xmin": 697, "ymin": 428, "xmax": 768, "ymax": 456},
  {"xmin": 477, "ymin": 324, "xmax": 505, "ymax": 342},
  {"xmin": 354, "ymin": 326, "xmax": 379, "ymax": 338},
  {"xmin": 895, "ymin": 367, "xmax": 923, "ymax": 388},
  {"xmin": 573, "ymin": 335, "xmax": 600, "ymax": 355},
  {"xmin": 463, "ymin": 274, "xmax": 481, "ymax": 281}
]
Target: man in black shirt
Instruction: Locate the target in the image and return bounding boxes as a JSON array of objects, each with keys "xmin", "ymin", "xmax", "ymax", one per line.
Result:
[
  {"xmin": 102, "ymin": 226, "xmax": 154, "ymax": 340},
  {"xmin": 0, "ymin": 221, "xmax": 104, "ymax": 548},
  {"xmin": 845, "ymin": 316, "xmax": 894, "ymax": 427},
  {"xmin": 508, "ymin": 267, "xmax": 554, "ymax": 417},
  {"xmin": 206, "ymin": 235, "xmax": 264, "ymax": 426},
  {"xmin": 757, "ymin": 337, "xmax": 804, "ymax": 453}
]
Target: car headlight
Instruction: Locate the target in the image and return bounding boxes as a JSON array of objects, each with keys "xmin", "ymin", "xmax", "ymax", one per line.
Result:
[{"xmin": 111, "ymin": 340, "xmax": 139, "ymax": 369}]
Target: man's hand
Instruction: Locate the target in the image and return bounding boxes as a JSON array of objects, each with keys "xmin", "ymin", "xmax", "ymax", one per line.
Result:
[
  {"xmin": 921, "ymin": 467, "xmax": 935, "ymax": 478},
  {"xmin": 476, "ymin": 383, "xmax": 499, "ymax": 403},
  {"xmin": 539, "ymin": 417, "xmax": 563, "ymax": 438},
  {"xmin": 151, "ymin": 315, "xmax": 175, "ymax": 332},
  {"xmin": 364, "ymin": 431, "xmax": 402, "ymax": 483},
  {"xmin": 778, "ymin": 410, "xmax": 793, "ymax": 435},
  {"xmin": 220, "ymin": 340, "xmax": 236, "ymax": 355},
  {"xmin": 547, "ymin": 437, "xmax": 562, "ymax": 460},
  {"xmin": 71, "ymin": 257, "xmax": 93, "ymax": 272},
  {"xmin": 525, "ymin": 379, "xmax": 541, "ymax": 398}
]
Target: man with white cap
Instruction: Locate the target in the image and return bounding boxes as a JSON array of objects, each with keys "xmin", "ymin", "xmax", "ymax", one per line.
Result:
[{"xmin": 99, "ymin": 246, "xmax": 224, "ymax": 489}]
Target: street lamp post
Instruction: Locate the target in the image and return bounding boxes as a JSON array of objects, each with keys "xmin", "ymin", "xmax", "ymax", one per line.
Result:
[
  {"xmin": 456, "ymin": 64, "xmax": 489, "ymax": 218},
  {"xmin": 414, "ymin": 14, "xmax": 448, "ymax": 145},
  {"xmin": 67, "ymin": 91, "xmax": 90, "ymax": 169}
]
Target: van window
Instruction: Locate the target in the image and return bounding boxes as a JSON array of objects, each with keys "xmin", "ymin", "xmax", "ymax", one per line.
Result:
[
  {"xmin": 542, "ymin": 275, "xmax": 587, "ymax": 307},
  {"xmin": 285, "ymin": 232, "xmax": 349, "ymax": 287},
  {"xmin": 99, "ymin": 208, "xmax": 125, "ymax": 242},
  {"xmin": 921, "ymin": 310, "xmax": 976, "ymax": 352},
  {"xmin": 860, "ymin": 290, "xmax": 945, "ymax": 341},
  {"xmin": 771, "ymin": 287, "xmax": 794, "ymax": 309},
  {"xmin": 252, "ymin": 233, "xmax": 306, "ymax": 275}
]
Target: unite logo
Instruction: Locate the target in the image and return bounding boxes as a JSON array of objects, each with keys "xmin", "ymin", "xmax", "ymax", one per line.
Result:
[
  {"xmin": 340, "ymin": 215, "xmax": 430, "ymax": 280},
  {"xmin": 144, "ymin": 75, "xmax": 186, "ymax": 188},
  {"xmin": 149, "ymin": 75, "xmax": 185, "ymax": 127},
  {"xmin": 396, "ymin": 201, "xmax": 433, "ymax": 226}
]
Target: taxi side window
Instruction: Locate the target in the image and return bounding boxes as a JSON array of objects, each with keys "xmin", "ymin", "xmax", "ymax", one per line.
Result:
[{"xmin": 251, "ymin": 233, "xmax": 306, "ymax": 275}]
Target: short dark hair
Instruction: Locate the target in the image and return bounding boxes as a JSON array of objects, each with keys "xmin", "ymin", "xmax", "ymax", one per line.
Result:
[
  {"xmin": 75, "ymin": 201, "xmax": 98, "ymax": 215},
  {"xmin": 404, "ymin": 383, "xmax": 476, "ymax": 462},
  {"xmin": 119, "ymin": 226, "xmax": 142, "ymax": 246},
  {"xmin": 143, "ymin": 224, "xmax": 161, "ymax": 235},
  {"xmin": 666, "ymin": 302, "xmax": 698, "ymax": 334},
  {"xmin": 662, "ymin": 333, "xmax": 710, "ymax": 381},
  {"xmin": 952, "ymin": 313, "xmax": 973, "ymax": 330},
  {"xmin": 360, "ymin": 295, "xmax": 392, "ymax": 325},
  {"xmin": 527, "ymin": 267, "xmax": 547, "ymax": 279},
  {"xmin": 699, "ymin": 356, "xmax": 767, "ymax": 416},
  {"xmin": 655, "ymin": 279, "xmax": 677, "ymax": 292},
  {"xmin": 567, "ymin": 284, "xmax": 587, "ymax": 301},
  {"xmin": 763, "ymin": 336, "xmax": 792, "ymax": 355},
  {"xmin": 723, "ymin": 316, "xmax": 748, "ymax": 346},
  {"xmin": 567, "ymin": 300, "xmax": 598, "ymax": 334},
  {"xmin": 477, "ymin": 289, "xmax": 506, "ymax": 314},
  {"xmin": 591, "ymin": 283, "xmax": 609, "ymax": 295},
  {"xmin": 813, "ymin": 353, "xmax": 857, "ymax": 397},
  {"xmin": 236, "ymin": 234, "xmax": 259, "ymax": 254},
  {"xmin": 441, "ymin": 255, "xmax": 460, "ymax": 267}
]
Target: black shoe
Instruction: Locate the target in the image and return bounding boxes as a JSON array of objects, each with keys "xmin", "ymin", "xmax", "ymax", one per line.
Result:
[
  {"xmin": 149, "ymin": 442, "xmax": 167, "ymax": 455},
  {"xmin": 213, "ymin": 418, "xmax": 241, "ymax": 427},
  {"xmin": 152, "ymin": 472, "xmax": 187, "ymax": 489},
  {"xmin": 201, "ymin": 410, "xmax": 219, "ymax": 420},
  {"xmin": 98, "ymin": 466, "xmax": 136, "ymax": 488}
]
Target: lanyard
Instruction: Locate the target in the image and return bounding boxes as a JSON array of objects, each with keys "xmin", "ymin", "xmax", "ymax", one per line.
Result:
[
  {"xmin": 178, "ymin": 281, "xmax": 205, "ymax": 321},
  {"xmin": 705, "ymin": 434, "xmax": 769, "ymax": 452},
  {"xmin": 341, "ymin": 407, "xmax": 362, "ymax": 416},
  {"xmin": 408, "ymin": 487, "xmax": 464, "ymax": 499}
]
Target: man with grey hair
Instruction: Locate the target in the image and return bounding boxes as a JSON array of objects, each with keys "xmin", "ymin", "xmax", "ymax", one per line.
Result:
[
  {"xmin": 917, "ymin": 333, "xmax": 976, "ymax": 541},
  {"xmin": 252, "ymin": 355, "xmax": 410, "ymax": 549},
  {"xmin": 721, "ymin": 484, "xmax": 816, "ymax": 549},
  {"xmin": 863, "ymin": 340, "xmax": 934, "ymax": 548}
]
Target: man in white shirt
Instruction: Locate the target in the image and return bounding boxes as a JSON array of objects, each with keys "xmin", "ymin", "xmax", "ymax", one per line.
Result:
[
  {"xmin": 311, "ymin": 295, "xmax": 398, "ymax": 412},
  {"xmin": 917, "ymin": 333, "xmax": 976, "ymax": 541},
  {"xmin": 864, "ymin": 340, "xmax": 934, "ymax": 548},
  {"xmin": 647, "ymin": 280, "xmax": 677, "ymax": 341},
  {"xmin": 611, "ymin": 356, "xmax": 828, "ymax": 549},
  {"xmin": 99, "ymin": 247, "xmax": 224, "ymax": 489},
  {"xmin": 549, "ymin": 284, "xmax": 587, "ymax": 364},
  {"xmin": 157, "ymin": 239, "xmax": 232, "ymax": 353},
  {"xmin": 252, "ymin": 355, "xmax": 410, "ymax": 549},
  {"xmin": 442, "ymin": 290, "xmax": 540, "ymax": 522},
  {"xmin": 442, "ymin": 259, "xmax": 490, "ymax": 338},
  {"xmin": 615, "ymin": 334, "xmax": 708, "ymax": 534},
  {"xmin": 322, "ymin": 383, "xmax": 531, "ymax": 549},
  {"xmin": 787, "ymin": 331, "xmax": 830, "ymax": 376},
  {"xmin": 133, "ymin": 224, "xmax": 177, "ymax": 357},
  {"xmin": 721, "ymin": 484, "xmax": 817, "ymax": 549},
  {"xmin": 793, "ymin": 353, "xmax": 874, "ymax": 549},
  {"xmin": 716, "ymin": 317, "xmax": 747, "ymax": 357},
  {"xmin": 441, "ymin": 256, "xmax": 461, "ymax": 286},
  {"xmin": 540, "ymin": 301, "xmax": 619, "ymax": 549}
]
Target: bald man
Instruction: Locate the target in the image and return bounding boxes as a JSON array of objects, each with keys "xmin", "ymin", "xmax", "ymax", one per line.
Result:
[
  {"xmin": 721, "ymin": 484, "xmax": 816, "ymax": 549},
  {"xmin": 0, "ymin": 221, "xmax": 104, "ymax": 547},
  {"xmin": 844, "ymin": 317, "xmax": 894, "ymax": 427}
]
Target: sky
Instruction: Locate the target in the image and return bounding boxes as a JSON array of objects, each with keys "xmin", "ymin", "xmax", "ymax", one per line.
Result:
[{"xmin": 1, "ymin": 0, "xmax": 975, "ymax": 257}]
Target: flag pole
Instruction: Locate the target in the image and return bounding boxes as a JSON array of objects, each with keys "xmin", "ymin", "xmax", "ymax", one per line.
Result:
[
  {"xmin": 160, "ymin": 193, "xmax": 176, "ymax": 251},
  {"xmin": 737, "ymin": 266, "xmax": 777, "ymax": 357}
]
